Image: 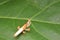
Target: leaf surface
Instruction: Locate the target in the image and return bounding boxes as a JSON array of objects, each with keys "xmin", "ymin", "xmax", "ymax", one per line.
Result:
[{"xmin": 0, "ymin": 0, "xmax": 60, "ymax": 40}]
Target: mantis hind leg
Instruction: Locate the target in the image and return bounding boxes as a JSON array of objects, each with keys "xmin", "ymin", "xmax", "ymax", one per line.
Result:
[
  {"xmin": 17, "ymin": 26, "xmax": 20, "ymax": 30},
  {"xmin": 25, "ymin": 28, "xmax": 30, "ymax": 31}
]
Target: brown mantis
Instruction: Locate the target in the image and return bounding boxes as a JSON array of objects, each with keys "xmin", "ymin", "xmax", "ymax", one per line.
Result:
[{"xmin": 14, "ymin": 19, "xmax": 31, "ymax": 37}]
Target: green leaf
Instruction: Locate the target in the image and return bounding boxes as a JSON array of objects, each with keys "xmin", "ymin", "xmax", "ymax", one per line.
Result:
[{"xmin": 0, "ymin": 0, "xmax": 60, "ymax": 40}]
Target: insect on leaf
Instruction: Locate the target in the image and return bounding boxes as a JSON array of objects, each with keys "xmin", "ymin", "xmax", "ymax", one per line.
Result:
[{"xmin": 0, "ymin": 0, "xmax": 60, "ymax": 40}]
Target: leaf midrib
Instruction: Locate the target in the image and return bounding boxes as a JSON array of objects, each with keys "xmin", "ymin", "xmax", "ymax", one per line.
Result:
[{"xmin": 0, "ymin": 16, "xmax": 60, "ymax": 25}]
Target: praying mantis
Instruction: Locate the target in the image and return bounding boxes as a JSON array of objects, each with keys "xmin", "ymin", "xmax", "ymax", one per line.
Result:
[{"xmin": 14, "ymin": 19, "xmax": 31, "ymax": 37}]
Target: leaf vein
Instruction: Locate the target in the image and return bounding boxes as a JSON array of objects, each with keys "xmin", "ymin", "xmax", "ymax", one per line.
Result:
[
  {"xmin": 0, "ymin": 0, "xmax": 10, "ymax": 5},
  {"xmin": 31, "ymin": 24, "xmax": 49, "ymax": 40},
  {"xmin": 31, "ymin": 1, "xmax": 60, "ymax": 19},
  {"xmin": 16, "ymin": 3, "xmax": 29, "ymax": 17},
  {"xmin": 0, "ymin": 16, "xmax": 60, "ymax": 24}
]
